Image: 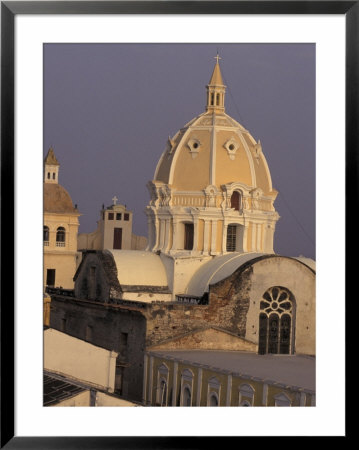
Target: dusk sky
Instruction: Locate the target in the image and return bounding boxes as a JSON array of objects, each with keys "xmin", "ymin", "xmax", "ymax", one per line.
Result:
[{"xmin": 44, "ymin": 43, "xmax": 315, "ymax": 259}]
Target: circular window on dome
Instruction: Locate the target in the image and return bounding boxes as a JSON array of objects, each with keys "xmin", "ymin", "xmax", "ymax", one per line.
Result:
[
  {"xmin": 187, "ymin": 139, "xmax": 201, "ymax": 159},
  {"xmin": 224, "ymin": 139, "xmax": 239, "ymax": 160}
]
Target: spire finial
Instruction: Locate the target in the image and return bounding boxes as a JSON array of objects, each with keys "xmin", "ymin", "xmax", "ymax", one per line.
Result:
[{"xmin": 215, "ymin": 52, "xmax": 221, "ymax": 64}]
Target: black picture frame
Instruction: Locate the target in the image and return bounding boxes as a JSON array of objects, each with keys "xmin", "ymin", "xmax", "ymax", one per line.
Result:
[{"xmin": 1, "ymin": 1, "xmax": 353, "ymax": 447}]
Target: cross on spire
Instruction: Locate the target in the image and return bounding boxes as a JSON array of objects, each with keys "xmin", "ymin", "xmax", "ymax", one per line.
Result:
[
  {"xmin": 215, "ymin": 53, "xmax": 221, "ymax": 64},
  {"xmin": 112, "ymin": 195, "xmax": 118, "ymax": 205}
]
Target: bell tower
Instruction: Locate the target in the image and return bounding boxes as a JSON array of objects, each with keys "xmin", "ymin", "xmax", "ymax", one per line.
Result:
[{"xmin": 44, "ymin": 147, "xmax": 60, "ymax": 184}]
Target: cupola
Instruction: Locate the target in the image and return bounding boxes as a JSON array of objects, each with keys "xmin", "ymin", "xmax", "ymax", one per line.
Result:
[{"xmin": 206, "ymin": 54, "xmax": 226, "ymax": 113}]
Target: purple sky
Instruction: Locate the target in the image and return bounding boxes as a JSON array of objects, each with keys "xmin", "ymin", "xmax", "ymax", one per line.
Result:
[{"xmin": 44, "ymin": 43, "xmax": 315, "ymax": 259}]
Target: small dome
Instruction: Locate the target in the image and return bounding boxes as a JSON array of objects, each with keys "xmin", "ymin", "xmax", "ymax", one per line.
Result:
[{"xmin": 44, "ymin": 183, "xmax": 77, "ymax": 213}]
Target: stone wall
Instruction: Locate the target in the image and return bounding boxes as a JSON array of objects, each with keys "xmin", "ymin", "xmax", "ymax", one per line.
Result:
[{"xmin": 143, "ymin": 263, "xmax": 253, "ymax": 347}]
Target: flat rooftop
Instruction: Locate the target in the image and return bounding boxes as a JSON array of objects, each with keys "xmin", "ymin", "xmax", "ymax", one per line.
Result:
[{"xmin": 148, "ymin": 350, "xmax": 315, "ymax": 392}]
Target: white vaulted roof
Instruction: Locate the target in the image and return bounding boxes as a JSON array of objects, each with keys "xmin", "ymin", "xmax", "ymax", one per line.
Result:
[
  {"xmin": 105, "ymin": 250, "xmax": 169, "ymax": 287},
  {"xmin": 186, "ymin": 252, "xmax": 265, "ymax": 297}
]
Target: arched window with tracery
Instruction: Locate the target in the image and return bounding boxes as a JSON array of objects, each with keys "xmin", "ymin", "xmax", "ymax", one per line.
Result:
[
  {"xmin": 43, "ymin": 226, "xmax": 49, "ymax": 245},
  {"xmin": 56, "ymin": 227, "xmax": 66, "ymax": 247},
  {"xmin": 258, "ymin": 286, "xmax": 295, "ymax": 355}
]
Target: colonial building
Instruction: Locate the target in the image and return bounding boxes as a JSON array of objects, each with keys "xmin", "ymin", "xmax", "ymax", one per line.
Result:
[
  {"xmin": 144, "ymin": 350, "xmax": 315, "ymax": 407},
  {"xmin": 43, "ymin": 148, "xmax": 81, "ymax": 290},
  {"xmin": 78, "ymin": 198, "xmax": 147, "ymax": 251},
  {"xmin": 49, "ymin": 58, "xmax": 315, "ymax": 406}
]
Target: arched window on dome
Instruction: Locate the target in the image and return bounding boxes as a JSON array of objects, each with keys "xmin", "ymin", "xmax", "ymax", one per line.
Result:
[
  {"xmin": 43, "ymin": 226, "xmax": 49, "ymax": 245},
  {"xmin": 216, "ymin": 93, "xmax": 220, "ymax": 105},
  {"xmin": 210, "ymin": 93, "xmax": 214, "ymax": 106},
  {"xmin": 230, "ymin": 191, "xmax": 242, "ymax": 211},
  {"xmin": 56, "ymin": 227, "xmax": 66, "ymax": 247}
]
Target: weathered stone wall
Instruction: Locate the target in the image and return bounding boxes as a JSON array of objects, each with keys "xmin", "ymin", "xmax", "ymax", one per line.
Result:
[
  {"xmin": 143, "ymin": 264, "xmax": 253, "ymax": 347},
  {"xmin": 50, "ymin": 296, "xmax": 146, "ymax": 402},
  {"xmin": 149, "ymin": 327, "xmax": 257, "ymax": 352},
  {"xmin": 74, "ymin": 251, "xmax": 122, "ymax": 302}
]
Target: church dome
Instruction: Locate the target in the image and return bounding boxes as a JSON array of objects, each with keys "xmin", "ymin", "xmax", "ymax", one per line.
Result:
[
  {"xmin": 44, "ymin": 183, "xmax": 77, "ymax": 214},
  {"xmin": 154, "ymin": 60, "xmax": 275, "ymax": 196},
  {"xmin": 146, "ymin": 57, "xmax": 280, "ymax": 259}
]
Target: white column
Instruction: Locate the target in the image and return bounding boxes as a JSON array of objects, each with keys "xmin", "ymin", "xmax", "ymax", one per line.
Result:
[
  {"xmin": 159, "ymin": 219, "xmax": 166, "ymax": 250},
  {"xmin": 242, "ymin": 222, "xmax": 249, "ymax": 252},
  {"xmin": 203, "ymin": 220, "xmax": 210, "ymax": 255},
  {"xmin": 163, "ymin": 219, "xmax": 170, "ymax": 252},
  {"xmin": 210, "ymin": 220, "xmax": 217, "ymax": 254},
  {"xmin": 152, "ymin": 215, "xmax": 160, "ymax": 252},
  {"xmin": 196, "ymin": 368, "xmax": 202, "ymax": 406},
  {"xmin": 256, "ymin": 223, "xmax": 262, "ymax": 252},
  {"xmin": 251, "ymin": 222, "xmax": 256, "ymax": 252},
  {"xmin": 192, "ymin": 218, "xmax": 199, "ymax": 252},
  {"xmin": 146, "ymin": 215, "xmax": 154, "ymax": 251},
  {"xmin": 171, "ymin": 219, "xmax": 179, "ymax": 251},
  {"xmin": 222, "ymin": 222, "xmax": 228, "ymax": 254},
  {"xmin": 226, "ymin": 374, "xmax": 232, "ymax": 406}
]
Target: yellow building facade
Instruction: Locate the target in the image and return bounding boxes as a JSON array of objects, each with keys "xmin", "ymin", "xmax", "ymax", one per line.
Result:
[
  {"xmin": 144, "ymin": 351, "xmax": 315, "ymax": 407},
  {"xmin": 43, "ymin": 148, "xmax": 80, "ymax": 291}
]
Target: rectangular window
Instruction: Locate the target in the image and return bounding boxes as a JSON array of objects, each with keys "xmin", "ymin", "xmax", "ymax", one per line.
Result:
[
  {"xmin": 108, "ymin": 212, "xmax": 114, "ymax": 220},
  {"xmin": 119, "ymin": 332, "xmax": 128, "ymax": 360},
  {"xmin": 124, "ymin": 213, "xmax": 129, "ymax": 221},
  {"xmin": 115, "ymin": 364, "xmax": 124, "ymax": 395},
  {"xmin": 120, "ymin": 332, "xmax": 128, "ymax": 346},
  {"xmin": 226, "ymin": 225, "xmax": 237, "ymax": 252},
  {"xmin": 116, "ymin": 213, "xmax": 122, "ymax": 221},
  {"xmin": 184, "ymin": 223, "xmax": 194, "ymax": 250},
  {"xmin": 46, "ymin": 269, "xmax": 56, "ymax": 286},
  {"xmin": 113, "ymin": 228, "xmax": 122, "ymax": 249}
]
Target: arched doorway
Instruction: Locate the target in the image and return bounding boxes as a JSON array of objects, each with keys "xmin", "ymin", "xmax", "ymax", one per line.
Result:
[{"xmin": 258, "ymin": 287, "xmax": 295, "ymax": 355}]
